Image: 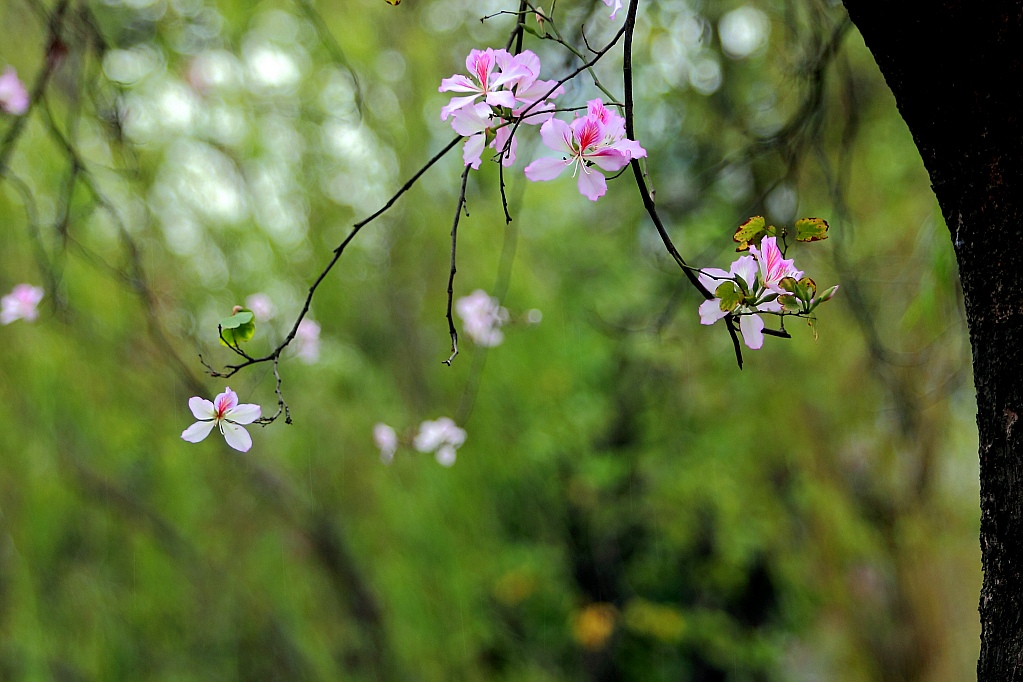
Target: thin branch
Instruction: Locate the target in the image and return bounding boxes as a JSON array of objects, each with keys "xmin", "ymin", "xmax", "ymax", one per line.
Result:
[{"xmin": 443, "ymin": 166, "xmax": 472, "ymax": 366}]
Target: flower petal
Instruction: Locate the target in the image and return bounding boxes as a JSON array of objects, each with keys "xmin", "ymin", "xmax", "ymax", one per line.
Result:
[
  {"xmin": 739, "ymin": 313, "xmax": 765, "ymax": 350},
  {"xmin": 436, "ymin": 444, "xmax": 457, "ymax": 467},
  {"xmin": 699, "ymin": 299, "xmax": 729, "ymax": 325},
  {"xmin": 576, "ymin": 168, "xmax": 607, "ymax": 201},
  {"xmin": 462, "ymin": 134, "xmax": 486, "ymax": 169},
  {"xmin": 181, "ymin": 420, "xmax": 215, "ymax": 443},
  {"xmin": 225, "ymin": 403, "xmax": 261, "ymax": 425},
  {"xmin": 539, "ymin": 118, "xmax": 574, "ymax": 154},
  {"xmin": 221, "ymin": 422, "xmax": 253, "ymax": 452},
  {"xmin": 188, "ymin": 397, "xmax": 216, "ymax": 420},
  {"xmin": 440, "ymin": 94, "xmax": 481, "ymax": 121},
  {"xmin": 698, "ymin": 267, "xmax": 731, "ymax": 293},
  {"xmin": 438, "ymin": 74, "xmax": 478, "ymax": 93},
  {"xmin": 524, "ymin": 156, "xmax": 570, "ymax": 182}
]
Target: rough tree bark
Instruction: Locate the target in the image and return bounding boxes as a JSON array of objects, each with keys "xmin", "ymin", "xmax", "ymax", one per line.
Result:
[{"xmin": 840, "ymin": 3, "xmax": 1023, "ymax": 679}]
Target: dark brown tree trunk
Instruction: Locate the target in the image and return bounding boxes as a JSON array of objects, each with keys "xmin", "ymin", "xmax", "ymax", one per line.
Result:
[{"xmin": 841, "ymin": 3, "xmax": 1023, "ymax": 679}]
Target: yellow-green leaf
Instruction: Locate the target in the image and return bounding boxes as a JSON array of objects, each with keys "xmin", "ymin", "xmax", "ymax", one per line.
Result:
[
  {"xmin": 794, "ymin": 217, "xmax": 829, "ymax": 242},
  {"xmin": 733, "ymin": 216, "xmax": 766, "ymax": 251}
]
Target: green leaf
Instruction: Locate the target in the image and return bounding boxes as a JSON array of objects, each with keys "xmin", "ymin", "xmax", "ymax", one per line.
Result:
[
  {"xmin": 733, "ymin": 216, "xmax": 767, "ymax": 251},
  {"xmin": 715, "ymin": 282, "xmax": 742, "ymax": 313},
  {"xmin": 778, "ymin": 277, "xmax": 799, "ymax": 294},
  {"xmin": 798, "ymin": 277, "xmax": 817, "ymax": 300},
  {"xmin": 221, "ymin": 311, "xmax": 254, "ymax": 329},
  {"xmin": 220, "ymin": 310, "xmax": 255, "ymax": 347},
  {"xmin": 779, "ymin": 295, "xmax": 801, "ymax": 312},
  {"xmin": 794, "ymin": 217, "xmax": 829, "ymax": 243}
]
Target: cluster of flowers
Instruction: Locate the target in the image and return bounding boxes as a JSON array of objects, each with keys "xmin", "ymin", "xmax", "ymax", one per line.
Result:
[
  {"xmin": 456, "ymin": 289, "xmax": 509, "ymax": 347},
  {"xmin": 1, "ymin": 284, "xmax": 43, "ymax": 325},
  {"xmin": 440, "ymin": 50, "xmax": 646, "ymax": 201},
  {"xmin": 0, "ymin": 66, "xmax": 28, "ymax": 115},
  {"xmin": 441, "ymin": 48, "xmax": 564, "ymax": 169},
  {"xmin": 374, "ymin": 417, "xmax": 466, "ymax": 467},
  {"xmin": 697, "ymin": 236, "xmax": 837, "ymax": 349}
]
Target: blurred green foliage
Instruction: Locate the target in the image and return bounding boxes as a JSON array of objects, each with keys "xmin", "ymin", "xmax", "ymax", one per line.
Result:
[{"xmin": 0, "ymin": 0, "xmax": 978, "ymax": 680}]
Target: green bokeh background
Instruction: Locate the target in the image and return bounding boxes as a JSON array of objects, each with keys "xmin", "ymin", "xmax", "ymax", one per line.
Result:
[{"xmin": 0, "ymin": 0, "xmax": 978, "ymax": 679}]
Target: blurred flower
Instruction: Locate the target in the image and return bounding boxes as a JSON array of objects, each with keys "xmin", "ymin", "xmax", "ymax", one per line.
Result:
[
  {"xmin": 414, "ymin": 417, "xmax": 466, "ymax": 467},
  {"xmin": 526, "ymin": 308, "xmax": 543, "ymax": 325},
  {"xmin": 0, "ymin": 67, "xmax": 29, "ymax": 115},
  {"xmin": 245, "ymin": 293, "xmax": 275, "ymax": 322},
  {"xmin": 373, "ymin": 423, "xmax": 398, "ymax": 464},
  {"xmin": 524, "ymin": 99, "xmax": 646, "ymax": 201},
  {"xmin": 572, "ymin": 603, "xmax": 618, "ymax": 650},
  {"xmin": 294, "ymin": 319, "xmax": 320, "ymax": 364},
  {"xmin": 602, "ymin": 0, "xmax": 623, "ymax": 20},
  {"xmin": 1, "ymin": 284, "xmax": 43, "ymax": 324},
  {"xmin": 456, "ymin": 289, "xmax": 509, "ymax": 347},
  {"xmin": 181, "ymin": 387, "xmax": 261, "ymax": 452}
]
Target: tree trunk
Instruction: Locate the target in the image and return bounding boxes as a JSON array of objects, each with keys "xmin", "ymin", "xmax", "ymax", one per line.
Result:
[{"xmin": 841, "ymin": 3, "xmax": 1023, "ymax": 679}]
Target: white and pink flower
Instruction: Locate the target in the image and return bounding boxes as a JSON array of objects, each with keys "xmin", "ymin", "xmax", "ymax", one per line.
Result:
[
  {"xmin": 456, "ymin": 289, "xmax": 509, "ymax": 347},
  {"xmin": 414, "ymin": 417, "xmax": 466, "ymax": 467},
  {"xmin": 524, "ymin": 99, "xmax": 646, "ymax": 201},
  {"xmin": 1, "ymin": 283, "xmax": 43, "ymax": 324},
  {"xmin": 294, "ymin": 318, "xmax": 320, "ymax": 364},
  {"xmin": 181, "ymin": 387, "xmax": 262, "ymax": 452},
  {"xmin": 750, "ymin": 237, "xmax": 802, "ymax": 293},
  {"xmin": 439, "ymin": 48, "xmax": 529, "ymax": 121},
  {"xmin": 245, "ymin": 293, "xmax": 275, "ymax": 322},
  {"xmin": 698, "ymin": 254, "xmax": 787, "ymax": 350},
  {"xmin": 373, "ymin": 423, "xmax": 398, "ymax": 464},
  {"xmin": 0, "ymin": 67, "xmax": 29, "ymax": 115},
  {"xmin": 602, "ymin": 0, "xmax": 623, "ymax": 20}
]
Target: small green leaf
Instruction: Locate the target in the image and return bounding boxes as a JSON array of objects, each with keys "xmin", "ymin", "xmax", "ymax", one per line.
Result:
[
  {"xmin": 715, "ymin": 282, "xmax": 742, "ymax": 312},
  {"xmin": 794, "ymin": 217, "xmax": 829, "ymax": 243},
  {"xmin": 779, "ymin": 295, "xmax": 801, "ymax": 312},
  {"xmin": 220, "ymin": 310, "xmax": 255, "ymax": 347},
  {"xmin": 221, "ymin": 311, "xmax": 254, "ymax": 329},
  {"xmin": 733, "ymin": 216, "xmax": 767, "ymax": 251}
]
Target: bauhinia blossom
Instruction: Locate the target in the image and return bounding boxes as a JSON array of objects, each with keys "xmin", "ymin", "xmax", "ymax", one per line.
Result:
[
  {"xmin": 524, "ymin": 99, "xmax": 646, "ymax": 201},
  {"xmin": 442, "ymin": 49, "xmax": 562, "ymax": 168},
  {"xmin": 0, "ymin": 67, "xmax": 29, "ymax": 115},
  {"xmin": 696, "ymin": 235, "xmax": 836, "ymax": 349},
  {"xmin": 602, "ymin": 0, "xmax": 623, "ymax": 20},
  {"xmin": 245, "ymin": 293, "xmax": 275, "ymax": 322},
  {"xmin": 1, "ymin": 284, "xmax": 43, "ymax": 324},
  {"xmin": 750, "ymin": 237, "xmax": 802, "ymax": 293},
  {"xmin": 294, "ymin": 318, "xmax": 320, "ymax": 364},
  {"xmin": 373, "ymin": 423, "xmax": 398, "ymax": 464},
  {"xmin": 456, "ymin": 289, "xmax": 509, "ymax": 347},
  {"xmin": 439, "ymin": 48, "xmax": 529, "ymax": 121},
  {"xmin": 697, "ymin": 254, "xmax": 782, "ymax": 350},
  {"xmin": 414, "ymin": 417, "xmax": 466, "ymax": 467},
  {"xmin": 181, "ymin": 387, "xmax": 262, "ymax": 452}
]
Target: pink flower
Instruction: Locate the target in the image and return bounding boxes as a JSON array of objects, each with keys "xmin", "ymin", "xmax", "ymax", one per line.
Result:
[
  {"xmin": 697, "ymin": 255, "xmax": 782, "ymax": 350},
  {"xmin": 450, "ymin": 103, "xmax": 517, "ymax": 169},
  {"xmin": 602, "ymin": 0, "xmax": 623, "ymax": 20},
  {"xmin": 295, "ymin": 319, "xmax": 320, "ymax": 364},
  {"xmin": 414, "ymin": 417, "xmax": 466, "ymax": 467},
  {"xmin": 0, "ymin": 67, "xmax": 29, "ymax": 115},
  {"xmin": 439, "ymin": 48, "xmax": 529, "ymax": 120},
  {"xmin": 181, "ymin": 387, "xmax": 262, "ymax": 452},
  {"xmin": 749, "ymin": 237, "xmax": 802, "ymax": 293},
  {"xmin": 1, "ymin": 284, "xmax": 43, "ymax": 324},
  {"xmin": 374, "ymin": 423, "xmax": 398, "ymax": 464},
  {"xmin": 524, "ymin": 99, "xmax": 646, "ymax": 201},
  {"xmin": 245, "ymin": 293, "xmax": 275, "ymax": 322},
  {"xmin": 456, "ymin": 289, "xmax": 509, "ymax": 347}
]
